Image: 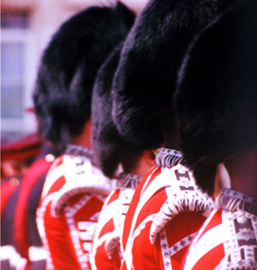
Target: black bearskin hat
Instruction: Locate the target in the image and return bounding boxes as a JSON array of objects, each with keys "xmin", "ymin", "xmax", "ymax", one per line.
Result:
[
  {"xmin": 33, "ymin": 2, "xmax": 135, "ymax": 151},
  {"xmin": 111, "ymin": 0, "xmax": 235, "ymax": 149},
  {"xmin": 92, "ymin": 43, "xmax": 145, "ymax": 177},
  {"xmin": 175, "ymin": 0, "xmax": 257, "ymax": 195}
]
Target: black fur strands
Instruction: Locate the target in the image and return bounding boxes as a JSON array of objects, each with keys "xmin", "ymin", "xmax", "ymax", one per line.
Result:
[
  {"xmin": 92, "ymin": 43, "xmax": 144, "ymax": 178},
  {"xmin": 174, "ymin": 0, "xmax": 257, "ymax": 195},
  {"xmin": 33, "ymin": 3, "xmax": 135, "ymax": 151},
  {"xmin": 111, "ymin": 0, "xmax": 233, "ymax": 149}
]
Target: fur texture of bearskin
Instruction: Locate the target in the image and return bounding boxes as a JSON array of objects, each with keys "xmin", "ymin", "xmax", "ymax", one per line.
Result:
[
  {"xmin": 111, "ymin": 0, "xmax": 235, "ymax": 149},
  {"xmin": 92, "ymin": 43, "xmax": 144, "ymax": 177},
  {"xmin": 33, "ymin": 3, "xmax": 135, "ymax": 151},
  {"xmin": 175, "ymin": 0, "xmax": 257, "ymax": 194}
]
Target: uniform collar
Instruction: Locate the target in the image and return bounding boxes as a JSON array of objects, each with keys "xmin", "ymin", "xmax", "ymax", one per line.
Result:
[
  {"xmin": 216, "ymin": 187, "xmax": 257, "ymax": 216},
  {"xmin": 65, "ymin": 144, "xmax": 93, "ymax": 160},
  {"xmin": 155, "ymin": 147, "xmax": 183, "ymax": 168},
  {"xmin": 117, "ymin": 172, "xmax": 142, "ymax": 189}
]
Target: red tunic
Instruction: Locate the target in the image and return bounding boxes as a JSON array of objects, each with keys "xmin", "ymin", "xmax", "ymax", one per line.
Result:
[
  {"xmin": 91, "ymin": 173, "xmax": 141, "ymax": 270},
  {"xmin": 181, "ymin": 188, "xmax": 257, "ymax": 270},
  {"xmin": 14, "ymin": 155, "xmax": 55, "ymax": 266},
  {"xmin": 1, "ymin": 145, "xmax": 57, "ymax": 270},
  {"xmin": 36, "ymin": 145, "xmax": 116, "ymax": 270},
  {"xmin": 121, "ymin": 148, "xmax": 215, "ymax": 270}
]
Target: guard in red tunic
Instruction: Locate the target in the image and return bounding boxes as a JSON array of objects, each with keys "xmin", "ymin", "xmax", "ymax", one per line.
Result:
[
  {"xmin": 1, "ymin": 132, "xmax": 42, "ymax": 222},
  {"xmin": 174, "ymin": 0, "xmax": 257, "ymax": 268},
  {"xmin": 33, "ymin": 3, "xmax": 135, "ymax": 269},
  {"xmin": 110, "ymin": 0, "xmax": 236, "ymax": 268},
  {"xmin": 1, "ymin": 132, "xmax": 52, "ymax": 270},
  {"xmin": 90, "ymin": 43, "xmax": 156, "ymax": 269},
  {"xmin": 120, "ymin": 155, "xmax": 214, "ymax": 270},
  {"xmin": 13, "ymin": 143, "xmax": 58, "ymax": 270},
  {"xmin": 37, "ymin": 146, "xmax": 115, "ymax": 270}
]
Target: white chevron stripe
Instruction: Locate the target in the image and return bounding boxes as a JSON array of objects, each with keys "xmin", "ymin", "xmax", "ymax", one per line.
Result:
[
  {"xmin": 124, "ymin": 166, "xmax": 179, "ymax": 269},
  {"xmin": 184, "ymin": 222, "xmax": 229, "ymax": 270},
  {"xmin": 42, "ymin": 163, "xmax": 65, "ymax": 198}
]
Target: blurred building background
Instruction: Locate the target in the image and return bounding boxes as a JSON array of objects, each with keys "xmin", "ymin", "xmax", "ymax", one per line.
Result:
[{"xmin": 1, "ymin": 0, "xmax": 148, "ymax": 144}]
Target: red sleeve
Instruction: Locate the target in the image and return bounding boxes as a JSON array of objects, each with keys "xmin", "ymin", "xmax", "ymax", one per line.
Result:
[{"xmin": 13, "ymin": 158, "xmax": 53, "ymax": 260}]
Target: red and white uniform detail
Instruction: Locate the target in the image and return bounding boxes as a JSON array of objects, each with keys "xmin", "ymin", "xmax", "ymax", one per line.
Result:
[
  {"xmin": 182, "ymin": 188, "xmax": 257, "ymax": 270},
  {"xmin": 36, "ymin": 145, "xmax": 116, "ymax": 270},
  {"xmin": 121, "ymin": 148, "xmax": 215, "ymax": 270},
  {"xmin": 91, "ymin": 173, "xmax": 141, "ymax": 270}
]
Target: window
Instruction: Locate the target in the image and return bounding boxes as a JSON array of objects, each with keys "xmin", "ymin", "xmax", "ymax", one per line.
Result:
[{"xmin": 1, "ymin": 12, "xmax": 37, "ymax": 142}]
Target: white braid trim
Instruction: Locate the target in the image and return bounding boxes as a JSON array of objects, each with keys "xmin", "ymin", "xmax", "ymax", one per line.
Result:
[
  {"xmin": 105, "ymin": 231, "xmax": 120, "ymax": 259},
  {"xmin": 155, "ymin": 148, "xmax": 183, "ymax": 168},
  {"xmin": 51, "ymin": 184, "xmax": 113, "ymax": 217},
  {"xmin": 216, "ymin": 188, "xmax": 257, "ymax": 216},
  {"xmin": 149, "ymin": 165, "xmax": 215, "ymax": 244}
]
